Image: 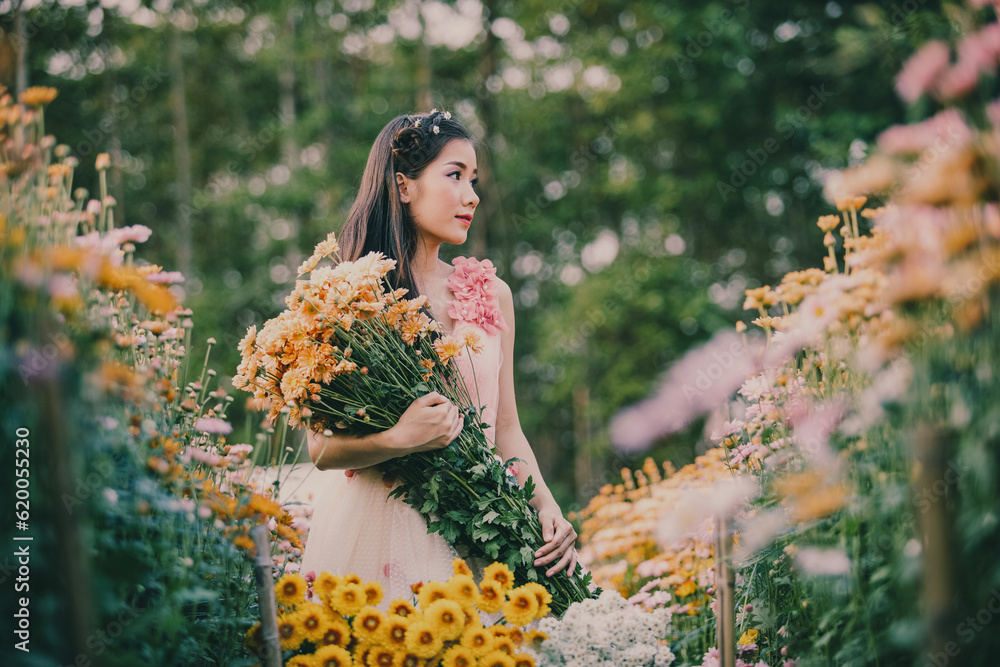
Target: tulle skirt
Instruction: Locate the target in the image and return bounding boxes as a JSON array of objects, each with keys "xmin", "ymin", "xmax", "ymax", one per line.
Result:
[{"xmin": 300, "ymin": 467, "xmax": 458, "ymax": 604}]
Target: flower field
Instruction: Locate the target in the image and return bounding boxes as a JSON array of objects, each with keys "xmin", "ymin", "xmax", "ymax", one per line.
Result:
[
  {"xmin": 5, "ymin": 3, "xmax": 1000, "ymax": 666},
  {"xmin": 578, "ymin": 6, "xmax": 1000, "ymax": 665},
  {"xmin": 0, "ymin": 86, "xmax": 308, "ymax": 665}
]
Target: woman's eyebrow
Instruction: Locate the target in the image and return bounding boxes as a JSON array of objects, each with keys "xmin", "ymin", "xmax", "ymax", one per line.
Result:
[{"xmin": 444, "ymin": 160, "xmax": 478, "ymax": 174}]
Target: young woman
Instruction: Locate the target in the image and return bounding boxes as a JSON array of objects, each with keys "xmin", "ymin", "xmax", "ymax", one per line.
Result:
[{"xmin": 300, "ymin": 110, "xmax": 578, "ymax": 601}]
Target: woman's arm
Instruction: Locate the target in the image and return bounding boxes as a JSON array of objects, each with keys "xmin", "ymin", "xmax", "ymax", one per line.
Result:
[
  {"xmin": 307, "ymin": 392, "xmax": 464, "ymax": 470},
  {"xmin": 493, "ymin": 279, "xmax": 579, "ymax": 577}
]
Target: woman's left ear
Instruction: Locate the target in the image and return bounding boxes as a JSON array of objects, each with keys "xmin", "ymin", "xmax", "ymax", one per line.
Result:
[{"xmin": 395, "ymin": 172, "xmax": 412, "ymax": 203}]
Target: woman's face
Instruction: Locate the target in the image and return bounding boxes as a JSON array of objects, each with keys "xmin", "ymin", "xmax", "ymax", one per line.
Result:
[{"xmin": 396, "ymin": 138, "xmax": 480, "ymax": 247}]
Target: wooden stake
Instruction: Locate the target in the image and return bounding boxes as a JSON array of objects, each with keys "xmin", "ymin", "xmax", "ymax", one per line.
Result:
[
  {"xmin": 913, "ymin": 425, "xmax": 959, "ymax": 660},
  {"xmin": 714, "ymin": 514, "xmax": 736, "ymax": 667},
  {"xmin": 252, "ymin": 524, "xmax": 282, "ymax": 667}
]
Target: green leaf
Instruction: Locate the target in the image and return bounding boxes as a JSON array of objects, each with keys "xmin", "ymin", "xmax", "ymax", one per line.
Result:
[
  {"xmin": 482, "ymin": 510, "xmax": 500, "ymax": 524},
  {"xmin": 519, "ymin": 545, "xmax": 535, "ymax": 566},
  {"xmin": 472, "ymin": 525, "xmax": 499, "ymax": 542}
]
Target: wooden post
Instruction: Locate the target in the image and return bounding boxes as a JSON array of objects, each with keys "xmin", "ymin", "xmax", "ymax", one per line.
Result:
[
  {"xmin": 714, "ymin": 514, "xmax": 736, "ymax": 667},
  {"xmin": 913, "ymin": 425, "xmax": 959, "ymax": 660},
  {"xmin": 252, "ymin": 524, "xmax": 282, "ymax": 667},
  {"xmin": 41, "ymin": 376, "xmax": 96, "ymax": 662}
]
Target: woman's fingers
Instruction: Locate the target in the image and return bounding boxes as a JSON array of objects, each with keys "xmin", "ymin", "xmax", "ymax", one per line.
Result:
[
  {"xmin": 534, "ymin": 517, "xmax": 576, "ymax": 566},
  {"xmin": 420, "ymin": 391, "xmax": 447, "ymax": 406},
  {"xmin": 546, "ymin": 544, "xmax": 576, "ymax": 577}
]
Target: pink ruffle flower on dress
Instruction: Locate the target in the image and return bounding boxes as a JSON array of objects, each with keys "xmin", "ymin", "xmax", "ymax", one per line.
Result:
[{"xmin": 446, "ymin": 257, "xmax": 509, "ymax": 335}]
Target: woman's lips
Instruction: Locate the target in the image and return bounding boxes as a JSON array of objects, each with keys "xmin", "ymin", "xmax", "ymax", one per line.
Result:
[{"xmin": 456, "ymin": 215, "xmax": 472, "ymax": 227}]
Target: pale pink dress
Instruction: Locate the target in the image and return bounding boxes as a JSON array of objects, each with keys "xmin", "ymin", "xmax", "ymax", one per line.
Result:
[{"xmin": 300, "ymin": 257, "xmax": 508, "ymax": 601}]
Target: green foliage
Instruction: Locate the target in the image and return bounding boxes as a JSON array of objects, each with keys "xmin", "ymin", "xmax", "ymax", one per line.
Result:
[{"xmin": 5, "ymin": 0, "xmax": 938, "ymax": 508}]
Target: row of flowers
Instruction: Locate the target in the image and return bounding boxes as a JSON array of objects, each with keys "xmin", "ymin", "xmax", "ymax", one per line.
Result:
[
  {"xmin": 1, "ymin": 85, "xmax": 310, "ymax": 664},
  {"xmin": 579, "ymin": 3, "xmax": 1000, "ymax": 665},
  {"xmin": 256, "ymin": 558, "xmax": 675, "ymax": 667}
]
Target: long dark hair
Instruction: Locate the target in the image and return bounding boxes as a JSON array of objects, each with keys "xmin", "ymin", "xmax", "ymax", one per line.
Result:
[{"xmin": 339, "ymin": 110, "xmax": 476, "ymax": 296}]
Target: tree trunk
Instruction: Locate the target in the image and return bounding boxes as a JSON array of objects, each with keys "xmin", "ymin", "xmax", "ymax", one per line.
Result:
[
  {"xmin": 573, "ymin": 384, "xmax": 593, "ymax": 500},
  {"xmin": 168, "ymin": 22, "xmax": 192, "ymax": 277},
  {"xmin": 280, "ymin": 7, "xmax": 298, "ymax": 170},
  {"xmin": 471, "ymin": 0, "xmax": 501, "ymax": 263},
  {"xmin": 415, "ymin": 15, "xmax": 432, "ymax": 111},
  {"xmin": 13, "ymin": 0, "xmax": 28, "ymax": 94}
]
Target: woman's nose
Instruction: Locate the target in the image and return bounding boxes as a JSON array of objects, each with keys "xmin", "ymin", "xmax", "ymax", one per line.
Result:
[{"xmin": 465, "ymin": 183, "xmax": 480, "ymax": 207}]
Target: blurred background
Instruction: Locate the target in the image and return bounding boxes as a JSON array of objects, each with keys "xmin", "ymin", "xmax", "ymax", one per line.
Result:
[{"xmin": 0, "ymin": 0, "xmax": 946, "ymax": 507}]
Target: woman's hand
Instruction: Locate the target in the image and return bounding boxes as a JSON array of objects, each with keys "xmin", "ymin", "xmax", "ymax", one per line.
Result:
[
  {"xmin": 532, "ymin": 498, "xmax": 578, "ymax": 577},
  {"xmin": 390, "ymin": 392, "xmax": 464, "ymax": 455}
]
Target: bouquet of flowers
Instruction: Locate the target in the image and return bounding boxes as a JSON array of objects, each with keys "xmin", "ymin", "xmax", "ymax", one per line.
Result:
[{"xmin": 233, "ymin": 232, "xmax": 595, "ymax": 615}]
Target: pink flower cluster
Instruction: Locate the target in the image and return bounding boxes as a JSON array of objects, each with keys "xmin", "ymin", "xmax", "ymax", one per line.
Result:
[
  {"xmin": 446, "ymin": 256, "xmax": 509, "ymax": 335},
  {"xmin": 895, "ymin": 23, "xmax": 1000, "ymax": 103},
  {"xmin": 877, "ymin": 108, "xmax": 972, "ymax": 155}
]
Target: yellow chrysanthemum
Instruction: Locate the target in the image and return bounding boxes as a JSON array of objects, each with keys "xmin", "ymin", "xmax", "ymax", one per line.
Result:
[
  {"xmin": 441, "ymin": 644, "xmax": 476, "ymax": 667},
  {"xmin": 739, "ymin": 628, "xmax": 760, "ymax": 646},
  {"xmin": 315, "ymin": 572, "xmax": 343, "ymax": 598},
  {"xmin": 507, "ymin": 627, "xmax": 524, "ymax": 647},
  {"xmin": 329, "ymin": 582, "xmax": 366, "ymax": 616},
  {"xmin": 399, "ymin": 652, "xmax": 424, "ymax": 667},
  {"xmin": 674, "ymin": 579, "xmax": 697, "ymax": 598},
  {"xmin": 479, "ymin": 650, "xmax": 516, "ymax": 667},
  {"xmin": 425, "ymin": 599, "xmax": 465, "ymax": 641},
  {"xmin": 368, "ymin": 646, "xmax": 402, "ymax": 667},
  {"xmin": 445, "ymin": 574, "xmax": 479, "ymax": 609},
  {"xmin": 452, "ymin": 558, "xmax": 473, "ymax": 577},
  {"xmin": 287, "ymin": 656, "xmax": 316, "ymax": 667},
  {"xmin": 354, "ymin": 644, "xmax": 376, "ymax": 666},
  {"xmin": 19, "ymin": 86, "xmax": 58, "ymax": 107},
  {"xmin": 317, "ymin": 616, "xmax": 352, "ymax": 647},
  {"xmin": 384, "ymin": 616, "xmax": 411, "ymax": 649},
  {"xmin": 502, "ymin": 588, "xmax": 539, "ymax": 627},
  {"xmin": 489, "ymin": 626, "xmax": 510, "ymax": 640},
  {"xmin": 512, "ymin": 653, "xmax": 537, "ymax": 667},
  {"xmin": 299, "ymin": 602, "xmax": 330, "ymax": 643},
  {"xmin": 524, "ymin": 629, "xmax": 547, "ymax": 644},
  {"xmin": 243, "ymin": 622, "xmax": 262, "ymax": 649},
  {"xmin": 477, "ymin": 580, "xmax": 505, "ymax": 614},
  {"xmin": 492, "ymin": 636, "xmax": 516, "ymax": 656},
  {"xmin": 353, "ymin": 606, "xmax": 388, "ymax": 644},
  {"xmin": 387, "ymin": 598, "xmax": 418, "ymax": 618},
  {"xmin": 276, "ymin": 572, "xmax": 308, "ymax": 607},
  {"xmin": 483, "ymin": 562, "xmax": 514, "ymax": 591},
  {"xmin": 277, "ymin": 610, "xmax": 307, "ymax": 651},
  {"xmin": 405, "ymin": 620, "xmax": 444, "ymax": 659},
  {"xmin": 344, "ymin": 574, "xmax": 362, "ymax": 585},
  {"xmin": 459, "ymin": 626, "xmax": 494, "ymax": 657},
  {"xmin": 416, "ymin": 580, "xmax": 451, "ymax": 609},
  {"xmin": 363, "ymin": 580, "xmax": 385, "ymax": 606},
  {"xmin": 521, "ymin": 582, "xmax": 552, "ymax": 619},
  {"xmin": 313, "ymin": 644, "xmax": 353, "ymax": 667}
]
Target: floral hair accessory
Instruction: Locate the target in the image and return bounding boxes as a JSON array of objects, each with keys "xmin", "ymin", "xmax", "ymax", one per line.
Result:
[{"xmin": 432, "ymin": 125, "xmax": 440, "ymax": 134}]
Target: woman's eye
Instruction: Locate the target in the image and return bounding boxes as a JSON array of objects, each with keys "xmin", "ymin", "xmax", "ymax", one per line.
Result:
[
  {"xmin": 471, "ymin": 179, "xmax": 479, "ymax": 189},
  {"xmin": 448, "ymin": 171, "xmax": 461, "ymax": 180}
]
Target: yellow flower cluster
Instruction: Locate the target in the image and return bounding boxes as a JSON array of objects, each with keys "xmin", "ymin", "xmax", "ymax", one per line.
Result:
[{"xmin": 251, "ymin": 560, "xmax": 548, "ymax": 667}]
